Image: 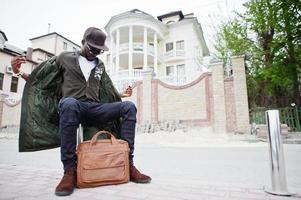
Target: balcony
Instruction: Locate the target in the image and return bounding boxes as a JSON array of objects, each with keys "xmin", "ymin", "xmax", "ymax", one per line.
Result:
[
  {"xmin": 164, "ymin": 50, "xmax": 185, "ymax": 61},
  {"xmin": 117, "ymin": 43, "xmax": 154, "ymax": 56},
  {"xmin": 111, "ymin": 69, "xmax": 148, "ymax": 92}
]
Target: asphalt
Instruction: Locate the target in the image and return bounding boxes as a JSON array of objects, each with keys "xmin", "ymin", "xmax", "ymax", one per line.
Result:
[{"xmin": 0, "ymin": 131, "xmax": 301, "ymax": 200}]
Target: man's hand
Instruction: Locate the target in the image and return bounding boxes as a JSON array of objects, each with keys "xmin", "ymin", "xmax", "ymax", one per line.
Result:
[
  {"xmin": 121, "ymin": 86, "xmax": 133, "ymax": 98},
  {"xmin": 11, "ymin": 55, "xmax": 26, "ymax": 74}
]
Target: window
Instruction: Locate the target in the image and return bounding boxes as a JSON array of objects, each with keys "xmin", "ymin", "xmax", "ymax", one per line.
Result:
[
  {"xmin": 177, "ymin": 64, "xmax": 185, "ymax": 77},
  {"xmin": 166, "ymin": 66, "xmax": 175, "ymax": 76},
  {"xmin": 63, "ymin": 42, "xmax": 68, "ymax": 50},
  {"xmin": 0, "ymin": 73, "xmax": 4, "ymax": 90},
  {"xmin": 166, "ymin": 64, "xmax": 185, "ymax": 80},
  {"xmin": 176, "ymin": 40, "xmax": 184, "ymax": 50},
  {"xmin": 10, "ymin": 76, "xmax": 18, "ymax": 93},
  {"xmin": 165, "ymin": 42, "xmax": 173, "ymax": 52}
]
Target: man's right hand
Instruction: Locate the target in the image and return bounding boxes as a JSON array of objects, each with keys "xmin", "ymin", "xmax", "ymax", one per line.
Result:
[{"xmin": 11, "ymin": 55, "xmax": 26, "ymax": 74}]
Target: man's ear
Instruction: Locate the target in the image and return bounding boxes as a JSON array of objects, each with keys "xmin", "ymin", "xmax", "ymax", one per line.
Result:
[{"xmin": 81, "ymin": 39, "xmax": 85, "ymax": 45}]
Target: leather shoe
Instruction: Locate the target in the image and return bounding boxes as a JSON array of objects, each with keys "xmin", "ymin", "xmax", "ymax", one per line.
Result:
[
  {"xmin": 55, "ymin": 169, "xmax": 76, "ymax": 196},
  {"xmin": 130, "ymin": 164, "xmax": 151, "ymax": 183}
]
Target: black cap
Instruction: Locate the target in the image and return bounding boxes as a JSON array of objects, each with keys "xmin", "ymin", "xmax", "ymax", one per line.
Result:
[{"xmin": 83, "ymin": 27, "xmax": 109, "ymax": 51}]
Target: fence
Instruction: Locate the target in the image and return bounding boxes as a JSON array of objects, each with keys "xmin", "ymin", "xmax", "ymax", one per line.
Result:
[{"xmin": 250, "ymin": 107, "xmax": 301, "ymax": 132}]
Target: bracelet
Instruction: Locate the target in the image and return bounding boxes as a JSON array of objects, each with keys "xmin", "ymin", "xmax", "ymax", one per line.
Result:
[{"xmin": 16, "ymin": 71, "xmax": 25, "ymax": 77}]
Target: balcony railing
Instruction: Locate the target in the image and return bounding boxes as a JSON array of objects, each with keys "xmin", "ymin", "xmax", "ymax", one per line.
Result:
[
  {"xmin": 111, "ymin": 69, "xmax": 148, "ymax": 92},
  {"xmin": 113, "ymin": 69, "xmax": 146, "ymax": 79},
  {"xmin": 118, "ymin": 43, "xmax": 154, "ymax": 55},
  {"xmin": 164, "ymin": 50, "xmax": 185, "ymax": 60},
  {"xmin": 111, "ymin": 70, "xmax": 188, "ymax": 92}
]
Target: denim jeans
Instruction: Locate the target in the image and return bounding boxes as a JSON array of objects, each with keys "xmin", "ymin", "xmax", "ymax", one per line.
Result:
[{"xmin": 58, "ymin": 97, "xmax": 137, "ymax": 170}]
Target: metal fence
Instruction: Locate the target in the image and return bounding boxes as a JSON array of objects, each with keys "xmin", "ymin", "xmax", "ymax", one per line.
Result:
[{"xmin": 250, "ymin": 107, "xmax": 301, "ymax": 132}]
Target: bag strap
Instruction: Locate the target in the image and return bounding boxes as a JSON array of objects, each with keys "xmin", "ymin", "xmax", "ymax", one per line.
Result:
[{"xmin": 90, "ymin": 130, "xmax": 117, "ymax": 145}]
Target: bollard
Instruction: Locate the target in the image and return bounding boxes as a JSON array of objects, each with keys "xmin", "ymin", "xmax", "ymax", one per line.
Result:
[
  {"xmin": 77, "ymin": 124, "xmax": 83, "ymax": 145},
  {"xmin": 264, "ymin": 110, "xmax": 295, "ymax": 196}
]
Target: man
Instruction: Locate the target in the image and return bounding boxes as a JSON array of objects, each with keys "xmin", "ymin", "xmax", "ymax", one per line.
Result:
[{"xmin": 11, "ymin": 27, "xmax": 151, "ymax": 196}]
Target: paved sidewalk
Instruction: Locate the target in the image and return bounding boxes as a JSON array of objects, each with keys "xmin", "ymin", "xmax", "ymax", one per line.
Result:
[
  {"xmin": 0, "ymin": 164, "xmax": 300, "ymax": 200},
  {"xmin": 0, "ymin": 130, "xmax": 301, "ymax": 200}
]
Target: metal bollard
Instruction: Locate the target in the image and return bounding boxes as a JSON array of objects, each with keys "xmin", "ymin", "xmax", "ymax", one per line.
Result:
[
  {"xmin": 77, "ymin": 124, "xmax": 83, "ymax": 145},
  {"xmin": 264, "ymin": 110, "xmax": 295, "ymax": 196}
]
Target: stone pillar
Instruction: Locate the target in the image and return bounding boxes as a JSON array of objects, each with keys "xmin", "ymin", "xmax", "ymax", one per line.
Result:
[
  {"xmin": 143, "ymin": 27, "xmax": 148, "ymax": 70},
  {"xmin": 128, "ymin": 26, "xmax": 133, "ymax": 77},
  {"xmin": 153, "ymin": 32, "xmax": 158, "ymax": 75},
  {"xmin": 211, "ymin": 61, "xmax": 227, "ymax": 133},
  {"xmin": 232, "ymin": 56, "xmax": 250, "ymax": 133},
  {"xmin": 142, "ymin": 70, "xmax": 153, "ymax": 122}
]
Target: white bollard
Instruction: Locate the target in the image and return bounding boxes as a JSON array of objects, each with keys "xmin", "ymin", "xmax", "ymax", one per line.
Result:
[
  {"xmin": 77, "ymin": 124, "xmax": 83, "ymax": 145},
  {"xmin": 264, "ymin": 110, "xmax": 295, "ymax": 196}
]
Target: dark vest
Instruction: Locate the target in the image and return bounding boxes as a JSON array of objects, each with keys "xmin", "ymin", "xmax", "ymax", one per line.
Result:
[{"xmin": 57, "ymin": 51, "xmax": 103, "ymax": 102}]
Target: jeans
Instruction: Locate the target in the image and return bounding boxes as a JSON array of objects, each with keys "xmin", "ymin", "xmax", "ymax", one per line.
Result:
[{"xmin": 58, "ymin": 97, "xmax": 137, "ymax": 170}]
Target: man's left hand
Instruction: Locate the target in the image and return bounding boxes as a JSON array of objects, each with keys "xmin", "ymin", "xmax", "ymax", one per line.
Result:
[{"xmin": 121, "ymin": 86, "xmax": 133, "ymax": 98}]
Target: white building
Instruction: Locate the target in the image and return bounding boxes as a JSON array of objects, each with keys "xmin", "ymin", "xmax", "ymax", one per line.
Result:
[
  {"xmin": 29, "ymin": 32, "xmax": 80, "ymax": 63},
  {"xmin": 102, "ymin": 9, "xmax": 210, "ymax": 91}
]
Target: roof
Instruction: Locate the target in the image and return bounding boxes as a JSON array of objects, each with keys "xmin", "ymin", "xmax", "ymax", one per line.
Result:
[
  {"xmin": 128, "ymin": 9, "xmax": 151, "ymax": 16},
  {"xmin": 3, "ymin": 43, "xmax": 25, "ymax": 55},
  {"xmin": 105, "ymin": 9, "xmax": 168, "ymax": 36},
  {"xmin": 30, "ymin": 32, "xmax": 80, "ymax": 48},
  {"xmin": 0, "ymin": 30, "xmax": 8, "ymax": 41},
  {"xmin": 157, "ymin": 11, "xmax": 184, "ymax": 21},
  {"xmin": 32, "ymin": 48, "xmax": 55, "ymax": 56},
  {"xmin": 0, "ymin": 47, "xmax": 38, "ymax": 65}
]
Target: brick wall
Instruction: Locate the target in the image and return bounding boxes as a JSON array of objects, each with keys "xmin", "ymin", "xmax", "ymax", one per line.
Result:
[{"xmin": 224, "ymin": 77, "xmax": 237, "ymax": 132}]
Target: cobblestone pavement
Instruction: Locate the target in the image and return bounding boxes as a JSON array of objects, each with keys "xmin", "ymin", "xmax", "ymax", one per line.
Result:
[
  {"xmin": 0, "ymin": 134, "xmax": 301, "ymax": 200},
  {"xmin": 0, "ymin": 164, "xmax": 300, "ymax": 200}
]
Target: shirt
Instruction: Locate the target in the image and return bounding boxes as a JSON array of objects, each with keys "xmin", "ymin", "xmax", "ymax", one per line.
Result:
[{"xmin": 78, "ymin": 55, "xmax": 97, "ymax": 81}]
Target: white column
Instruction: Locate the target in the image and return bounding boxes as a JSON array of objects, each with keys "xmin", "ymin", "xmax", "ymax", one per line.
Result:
[
  {"xmin": 153, "ymin": 32, "xmax": 158, "ymax": 76},
  {"xmin": 116, "ymin": 29, "xmax": 120, "ymax": 74},
  {"xmin": 110, "ymin": 32, "xmax": 114, "ymax": 73},
  {"xmin": 128, "ymin": 26, "xmax": 133, "ymax": 77},
  {"xmin": 143, "ymin": 27, "xmax": 148, "ymax": 70}
]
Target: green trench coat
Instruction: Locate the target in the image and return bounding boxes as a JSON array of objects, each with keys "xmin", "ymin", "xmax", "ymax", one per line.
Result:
[{"xmin": 19, "ymin": 55, "xmax": 121, "ymax": 152}]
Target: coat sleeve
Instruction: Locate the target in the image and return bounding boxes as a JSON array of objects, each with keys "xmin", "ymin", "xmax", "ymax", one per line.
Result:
[{"xmin": 19, "ymin": 56, "xmax": 63, "ymax": 152}]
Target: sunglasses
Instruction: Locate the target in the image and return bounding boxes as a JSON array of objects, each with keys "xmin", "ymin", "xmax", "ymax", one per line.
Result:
[{"xmin": 86, "ymin": 43, "xmax": 104, "ymax": 55}]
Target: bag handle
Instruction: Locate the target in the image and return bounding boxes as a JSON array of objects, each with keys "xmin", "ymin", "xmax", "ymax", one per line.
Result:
[{"xmin": 90, "ymin": 130, "xmax": 117, "ymax": 145}]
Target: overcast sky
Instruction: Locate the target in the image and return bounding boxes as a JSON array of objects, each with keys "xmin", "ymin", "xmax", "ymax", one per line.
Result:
[{"xmin": 1, "ymin": 0, "xmax": 248, "ymax": 52}]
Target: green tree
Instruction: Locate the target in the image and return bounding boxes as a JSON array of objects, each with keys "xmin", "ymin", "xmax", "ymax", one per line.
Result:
[{"xmin": 214, "ymin": 0, "xmax": 301, "ymax": 107}]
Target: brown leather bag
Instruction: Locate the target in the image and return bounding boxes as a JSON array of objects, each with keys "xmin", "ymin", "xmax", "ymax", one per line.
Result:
[{"xmin": 76, "ymin": 130, "xmax": 129, "ymax": 188}]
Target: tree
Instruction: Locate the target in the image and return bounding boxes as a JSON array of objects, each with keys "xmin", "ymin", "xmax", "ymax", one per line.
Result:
[{"xmin": 214, "ymin": 0, "xmax": 301, "ymax": 107}]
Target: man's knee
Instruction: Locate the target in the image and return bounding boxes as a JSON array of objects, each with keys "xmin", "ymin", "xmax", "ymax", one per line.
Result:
[
  {"xmin": 59, "ymin": 98, "xmax": 81, "ymax": 124},
  {"xmin": 59, "ymin": 97, "xmax": 80, "ymax": 112},
  {"xmin": 121, "ymin": 101, "xmax": 137, "ymax": 120}
]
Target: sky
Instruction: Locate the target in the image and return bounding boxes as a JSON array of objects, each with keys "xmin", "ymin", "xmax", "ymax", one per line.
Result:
[{"xmin": 1, "ymin": 0, "xmax": 248, "ymax": 52}]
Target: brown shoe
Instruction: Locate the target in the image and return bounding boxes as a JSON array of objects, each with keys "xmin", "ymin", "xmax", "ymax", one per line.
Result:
[
  {"xmin": 55, "ymin": 169, "xmax": 76, "ymax": 196},
  {"xmin": 130, "ymin": 164, "xmax": 152, "ymax": 183}
]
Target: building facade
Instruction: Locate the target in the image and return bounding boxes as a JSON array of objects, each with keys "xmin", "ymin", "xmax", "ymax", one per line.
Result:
[
  {"xmin": 29, "ymin": 32, "xmax": 81, "ymax": 63},
  {"xmin": 102, "ymin": 9, "xmax": 210, "ymax": 92}
]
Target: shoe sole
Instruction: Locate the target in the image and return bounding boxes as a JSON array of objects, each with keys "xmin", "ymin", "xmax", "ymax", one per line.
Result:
[
  {"xmin": 131, "ymin": 178, "xmax": 152, "ymax": 184},
  {"xmin": 55, "ymin": 190, "xmax": 74, "ymax": 196}
]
